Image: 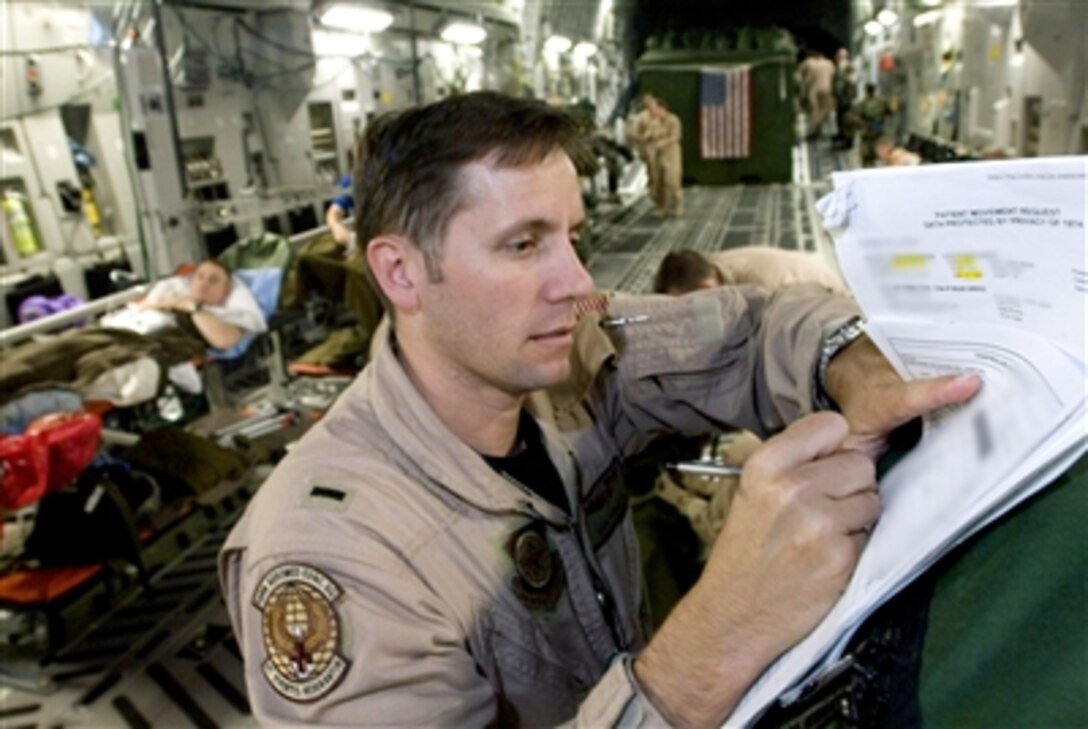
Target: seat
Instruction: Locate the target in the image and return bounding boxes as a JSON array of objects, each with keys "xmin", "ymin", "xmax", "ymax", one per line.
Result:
[{"xmin": 284, "ymin": 231, "xmax": 384, "ymax": 372}]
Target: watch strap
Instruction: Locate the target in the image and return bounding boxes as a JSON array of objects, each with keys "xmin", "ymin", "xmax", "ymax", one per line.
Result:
[{"xmin": 815, "ymin": 315, "xmax": 866, "ymax": 410}]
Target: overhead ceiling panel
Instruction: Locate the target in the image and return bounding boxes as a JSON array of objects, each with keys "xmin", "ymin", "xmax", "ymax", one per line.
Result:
[
  {"xmin": 543, "ymin": 0, "xmax": 605, "ymax": 41},
  {"xmin": 167, "ymin": 0, "xmax": 314, "ymax": 12}
]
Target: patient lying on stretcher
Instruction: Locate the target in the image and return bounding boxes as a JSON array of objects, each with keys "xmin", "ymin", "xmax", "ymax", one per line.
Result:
[
  {"xmin": 101, "ymin": 259, "xmax": 265, "ymax": 350},
  {"xmin": 1, "ymin": 260, "xmax": 266, "ymax": 407}
]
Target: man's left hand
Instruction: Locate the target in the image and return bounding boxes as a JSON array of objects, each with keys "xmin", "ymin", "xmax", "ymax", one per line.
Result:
[{"xmin": 825, "ymin": 336, "xmax": 981, "ymax": 459}]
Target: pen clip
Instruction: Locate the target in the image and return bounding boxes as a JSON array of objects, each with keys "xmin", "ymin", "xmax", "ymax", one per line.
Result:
[{"xmin": 599, "ymin": 313, "xmax": 651, "ymax": 329}]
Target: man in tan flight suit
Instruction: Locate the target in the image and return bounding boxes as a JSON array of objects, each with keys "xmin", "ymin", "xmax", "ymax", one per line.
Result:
[
  {"xmin": 643, "ymin": 94, "xmax": 684, "ymax": 218},
  {"xmin": 798, "ymin": 49, "xmax": 837, "ymax": 139},
  {"xmin": 655, "ymin": 246, "xmax": 850, "ymax": 297},
  {"xmin": 219, "ymin": 92, "xmax": 979, "ymax": 727},
  {"xmin": 625, "ymin": 101, "xmax": 657, "ymax": 195}
]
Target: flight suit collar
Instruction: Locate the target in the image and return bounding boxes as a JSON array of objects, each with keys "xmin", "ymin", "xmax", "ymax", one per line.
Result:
[
  {"xmin": 366, "ymin": 328, "xmax": 574, "ymax": 523},
  {"xmin": 532, "ymin": 308, "xmax": 618, "ymax": 418}
]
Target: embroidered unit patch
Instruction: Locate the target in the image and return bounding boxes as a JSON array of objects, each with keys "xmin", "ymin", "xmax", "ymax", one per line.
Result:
[
  {"xmin": 514, "ymin": 530, "xmax": 553, "ymax": 589},
  {"xmin": 504, "ymin": 522, "xmax": 565, "ymax": 611},
  {"xmin": 253, "ymin": 563, "xmax": 350, "ymax": 702}
]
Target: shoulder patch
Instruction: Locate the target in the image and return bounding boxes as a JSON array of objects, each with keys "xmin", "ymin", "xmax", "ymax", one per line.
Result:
[{"xmin": 253, "ymin": 563, "xmax": 350, "ymax": 702}]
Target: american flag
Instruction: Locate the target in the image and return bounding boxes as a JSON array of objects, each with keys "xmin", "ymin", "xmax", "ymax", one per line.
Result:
[{"xmin": 700, "ymin": 68, "xmax": 751, "ymax": 159}]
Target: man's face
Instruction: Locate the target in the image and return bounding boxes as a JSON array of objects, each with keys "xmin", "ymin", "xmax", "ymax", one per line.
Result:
[
  {"xmin": 410, "ymin": 149, "xmax": 595, "ymax": 397},
  {"xmin": 189, "ymin": 262, "xmax": 231, "ymax": 305}
]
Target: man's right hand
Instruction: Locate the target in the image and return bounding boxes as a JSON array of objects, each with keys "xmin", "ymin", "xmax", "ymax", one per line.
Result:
[
  {"xmin": 326, "ymin": 203, "xmax": 352, "ymax": 247},
  {"xmin": 330, "ymin": 221, "xmax": 352, "ymax": 247},
  {"xmin": 634, "ymin": 412, "xmax": 879, "ymax": 728}
]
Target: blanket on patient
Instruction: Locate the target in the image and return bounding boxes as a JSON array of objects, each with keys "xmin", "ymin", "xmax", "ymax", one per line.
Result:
[{"xmin": 0, "ymin": 325, "xmax": 207, "ymax": 406}]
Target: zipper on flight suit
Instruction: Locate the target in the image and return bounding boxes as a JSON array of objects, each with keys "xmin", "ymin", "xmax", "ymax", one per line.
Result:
[
  {"xmin": 558, "ymin": 453, "xmax": 629, "ymax": 652},
  {"xmin": 570, "ymin": 505, "xmax": 627, "ymax": 651}
]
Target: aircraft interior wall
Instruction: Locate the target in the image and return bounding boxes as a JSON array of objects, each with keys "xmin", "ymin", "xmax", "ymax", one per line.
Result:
[{"xmin": 0, "ymin": 0, "xmax": 1085, "ymax": 327}]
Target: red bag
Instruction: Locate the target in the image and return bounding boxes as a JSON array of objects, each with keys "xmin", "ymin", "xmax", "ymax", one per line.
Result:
[
  {"xmin": 0, "ymin": 434, "xmax": 49, "ymax": 510},
  {"xmin": 26, "ymin": 412, "xmax": 102, "ymax": 493}
]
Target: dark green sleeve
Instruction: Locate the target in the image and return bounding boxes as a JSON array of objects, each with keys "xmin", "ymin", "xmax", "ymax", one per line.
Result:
[{"xmin": 919, "ymin": 455, "xmax": 1088, "ymax": 727}]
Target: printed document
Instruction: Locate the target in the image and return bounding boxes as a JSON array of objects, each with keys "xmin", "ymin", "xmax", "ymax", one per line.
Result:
[{"xmin": 726, "ymin": 156, "xmax": 1088, "ymax": 727}]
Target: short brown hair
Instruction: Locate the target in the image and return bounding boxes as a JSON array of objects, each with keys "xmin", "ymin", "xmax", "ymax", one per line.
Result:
[
  {"xmin": 354, "ymin": 92, "xmax": 587, "ymax": 281},
  {"xmin": 202, "ymin": 258, "xmax": 232, "ymax": 277},
  {"xmin": 653, "ymin": 250, "xmax": 724, "ymax": 294}
]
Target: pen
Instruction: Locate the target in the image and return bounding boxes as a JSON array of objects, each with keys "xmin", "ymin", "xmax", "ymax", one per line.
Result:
[{"xmin": 667, "ymin": 461, "xmax": 743, "ymax": 477}]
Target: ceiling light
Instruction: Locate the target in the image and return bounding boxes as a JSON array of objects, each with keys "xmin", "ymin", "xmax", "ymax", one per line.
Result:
[
  {"xmin": 572, "ymin": 41, "xmax": 598, "ymax": 59},
  {"xmin": 440, "ymin": 20, "xmax": 487, "ymax": 45},
  {"xmin": 319, "ymin": 5, "xmax": 394, "ymax": 33},
  {"xmin": 913, "ymin": 10, "xmax": 943, "ymax": 27},
  {"xmin": 544, "ymin": 35, "xmax": 572, "ymax": 53},
  {"xmin": 864, "ymin": 20, "xmax": 884, "ymax": 36},
  {"xmin": 877, "ymin": 9, "xmax": 898, "ymax": 26}
]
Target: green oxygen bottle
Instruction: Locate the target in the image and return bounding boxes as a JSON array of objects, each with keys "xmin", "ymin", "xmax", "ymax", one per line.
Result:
[{"xmin": 3, "ymin": 189, "xmax": 41, "ymax": 257}]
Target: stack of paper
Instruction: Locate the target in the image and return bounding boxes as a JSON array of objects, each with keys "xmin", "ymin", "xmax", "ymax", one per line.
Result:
[{"xmin": 726, "ymin": 156, "xmax": 1088, "ymax": 727}]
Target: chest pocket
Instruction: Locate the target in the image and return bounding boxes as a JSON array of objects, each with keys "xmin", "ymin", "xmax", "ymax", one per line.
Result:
[
  {"xmin": 490, "ymin": 524, "xmax": 597, "ymax": 690},
  {"xmin": 488, "ymin": 609, "xmax": 587, "ymax": 691},
  {"xmin": 483, "ymin": 607, "xmax": 590, "ymax": 725}
]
